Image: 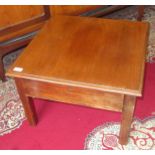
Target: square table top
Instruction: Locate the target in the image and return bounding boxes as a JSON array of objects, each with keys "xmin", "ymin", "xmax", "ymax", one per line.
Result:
[{"xmin": 6, "ymin": 15, "xmax": 149, "ymax": 96}]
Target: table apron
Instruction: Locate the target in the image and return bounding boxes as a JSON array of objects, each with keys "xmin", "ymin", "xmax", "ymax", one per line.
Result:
[{"xmin": 16, "ymin": 78, "xmax": 124, "ymax": 112}]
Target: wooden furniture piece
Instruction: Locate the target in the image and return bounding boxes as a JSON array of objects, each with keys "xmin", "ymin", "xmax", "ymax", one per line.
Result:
[
  {"xmin": 50, "ymin": 5, "xmax": 144, "ymax": 21},
  {"xmin": 0, "ymin": 5, "xmax": 50, "ymax": 82},
  {"xmin": 6, "ymin": 15, "xmax": 149, "ymax": 145},
  {"xmin": 137, "ymin": 6, "xmax": 145, "ymax": 21},
  {"xmin": 0, "ymin": 5, "xmax": 145, "ymax": 82},
  {"xmin": 50, "ymin": 5, "xmax": 102, "ymax": 16}
]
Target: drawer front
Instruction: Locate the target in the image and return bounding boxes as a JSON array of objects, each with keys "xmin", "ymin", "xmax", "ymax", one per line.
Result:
[{"xmin": 22, "ymin": 79, "xmax": 124, "ymax": 112}]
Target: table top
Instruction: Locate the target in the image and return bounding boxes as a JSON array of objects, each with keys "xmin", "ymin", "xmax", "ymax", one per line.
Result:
[{"xmin": 6, "ymin": 15, "xmax": 149, "ymax": 96}]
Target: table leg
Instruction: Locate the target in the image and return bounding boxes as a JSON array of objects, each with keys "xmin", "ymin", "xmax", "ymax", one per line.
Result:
[
  {"xmin": 137, "ymin": 6, "xmax": 144, "ymax": 21},
  {"xmin": 15, "ymin": 78, "xmax": 37, "ymax": 126},
  {"xmin": 0, "ymin": 55, "xmax": 6, "ymax": 82},
  {"xmin": 119, "ymin": 95, "xmax": 136, "ymax": 145}
]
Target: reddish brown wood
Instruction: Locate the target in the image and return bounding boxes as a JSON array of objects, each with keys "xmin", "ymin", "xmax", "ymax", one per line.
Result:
[
  {"xmin": 6, "ymin": 16, "xmax": 149, "ymax": 145},
  {"xmin": 87, "ymin": 5, "xmax": 128, "ymax": 17},
  {"xmin": 119, "ymin": 95, "xmax": 136, "ymax": 145},
  {"xmin": 15, "ymin": 78, "xmax": 37, "ymax": 125},
  {"xmin": 0, "ymin": 5, "xmax": 145, "ymax": 82},
  {"xmin": 0, "ymin": 53, "xmax": 5, "ymax": 81},
  {"xmin": 50, "ymin": 5, "xmax": 102, "ymax": 16},
  {"xmin": 7, "ymin": 16, "xmax": 149, "ymax": 96},
  {"xmin": 50, "ymin": 5, "xmax": 144, "ymax": 20},
  {"xmin": 0, "ymin": 36, "xmax": 34, "ymax": 81},
  {"xmin": 0, "ymin": 22, "xmax": 44, "ymax": 42},
  {"xmin": 13, "ymin": 77, "xmax": 135, "ymax": 145},
  {"xmin": 0, "ymin": 6, "xmax": 50, "ymax": 36},
  {"xmin": 21, "ymin": 78, "xmax": 124, "ymax": 112},
  {"xmin": 0, "ymin": 6, "xmax": 50, "ymax": 82},
  {"xmin": 137, "ymin": 6, "xmax": 145, "ymax": 21}
]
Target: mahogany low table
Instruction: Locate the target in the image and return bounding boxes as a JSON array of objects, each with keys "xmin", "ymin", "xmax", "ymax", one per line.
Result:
[{"xmin": 6, "ymin": 16, "xmax": 149, "ymax": 145}]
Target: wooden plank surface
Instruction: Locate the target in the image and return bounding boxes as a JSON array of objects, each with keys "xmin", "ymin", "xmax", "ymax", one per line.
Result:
[
  {"xmin": 6, "ymin": 16, "xmax": 149, "ymax": 96},
  {"xmin": 50, "ymin": 5, "xmax": 101, "ymax": 16},
  {"xmin": 0, "ymin": 6, "xmax": 44, "ymax": 30},
  {"xmin": 21, "ymin": 78, "xmax": 124, "ymax": 112}
]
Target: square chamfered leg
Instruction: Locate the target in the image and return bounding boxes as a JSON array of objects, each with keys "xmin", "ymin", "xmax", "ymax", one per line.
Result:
[
  {"xmin": 119, "ymin": 95, "xmax": 136, "ymax": 145},
  {"xmin": 15, "ymin": 78, "xmax": 38, "ymax": 126}
]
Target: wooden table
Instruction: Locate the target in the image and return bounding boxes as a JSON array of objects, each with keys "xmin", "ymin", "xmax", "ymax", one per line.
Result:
[{"xmin": 6, "ymin": 15, "xmax": 149, "ymax": 145}]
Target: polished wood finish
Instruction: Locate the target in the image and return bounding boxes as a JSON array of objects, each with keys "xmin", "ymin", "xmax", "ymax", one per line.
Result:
[
  {"xmin": 50, "ymin": 5, "xmax": 144, "ymax": 21},
  {"xmin": 0, "ymin": 36, "xmax": 33, "ymax": 81},
  {"xmin": 0, "ymin": 5, "xmax": 145, "ymax": 81},
  {"xmin": 0, "ymin": 6, "xmax": 50, "ymax": 35},
  {"xmin": 15, "ymin": 78, "xmax": 38, "ymax": 126},
  {"xmin": 82, "ymin": 5, "xmax": 128, "ymax": 17},
  {"xmin": 7, "ymin": 16, "xmax": 149, "ymax": 96},
  {"xmin": 0, "ymin": 22, "xmax": 43, "ymax": 42},
  {"xmin": 19, "ymin": 78, "xmax": 124, "ymax": 112},
  {"xmin": 119, "ymin": 95, "xmax": 136, "ymax": 145},
  {"xmin": 137, "ymin": 5, "xmax": 145, "ymax": 21},
  {"xmin": 0, "ymin": 6, "xmax": 43, "ymax": 29},
  {"xmin": 50, "ymin": 5, "xmax": 101, "ymax": 16},
  {"xmin": 0, "ymin": 5, "xmax": 50, "ymax": 81},
  {"xmin": 0, "ymin": 49, "xmax": 5, "ymax": 81},
  {"xmin": 6, "ymin": 16, "xmax": 149, "ymax": 145}
]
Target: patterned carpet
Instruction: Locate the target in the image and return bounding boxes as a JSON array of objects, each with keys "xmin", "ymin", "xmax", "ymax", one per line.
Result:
[
  {"xmin": 0, "ymin": 80, "xmax": 25, "ymax": 136},
  {"xmin": 84, "ymin": 117, "xmax": 155, "ymax": 150},
  {"xmin": 0, "ymin": 5, "xmax": 155, "ymax": 149}
]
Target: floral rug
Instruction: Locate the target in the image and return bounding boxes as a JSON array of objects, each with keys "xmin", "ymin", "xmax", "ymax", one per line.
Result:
[
  {"xmin": 0, "ymin": 80, "xmax": 25, "ymax": 136},
  {"xmin": 84, "ymin": 116, "xmax": 155, "ymax": 150}
]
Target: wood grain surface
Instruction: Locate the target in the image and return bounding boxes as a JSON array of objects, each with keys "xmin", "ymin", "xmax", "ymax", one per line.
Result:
[
  {"xmin": 6, "ymin": 15, "xmax": 149, "ymax": 145},
  {"xmin": 50, "ymin": 5, "xmax": 101, "ymax": 16},
  {"xmin": 0, "ymin": 6, "xmax": 44, "ymax": 29},
  {"xmin": 119, "ymin": 95, "xmax": 136, "ymax": 145},
  {"xmin": 20, "ymin": 78, "xmax": 124, "ymax": 112},
  {"xmin": 6, "ymin": 16, "xmax": 149, "ymax": 96}
]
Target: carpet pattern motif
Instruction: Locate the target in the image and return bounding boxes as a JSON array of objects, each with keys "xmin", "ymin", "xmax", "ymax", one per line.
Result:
[
  {"xmin": 0, "ymin": 80, "xmax": 25, "ymax": 136},
  {"xmin": 84, "ymin": 117, "xmax": 155, "ymax": 150}
]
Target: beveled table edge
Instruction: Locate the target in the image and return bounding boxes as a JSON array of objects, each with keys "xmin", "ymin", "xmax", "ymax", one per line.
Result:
[{"xmin": 6, "ymin": 72, "xmax": 142, "ymax": 97}]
